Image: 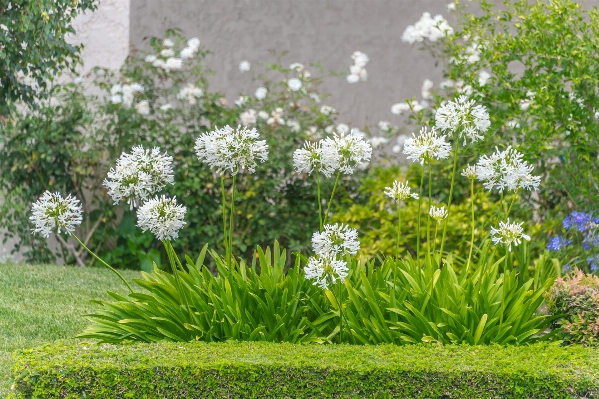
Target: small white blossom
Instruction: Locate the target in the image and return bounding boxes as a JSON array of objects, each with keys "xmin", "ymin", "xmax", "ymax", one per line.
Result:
[
  {"xmin": 110, "ymin": 84, "xmax": 122, "ymax": 95},
  {"xmin": 320, "ymin": 105, "xmax": 336, "ymax": 116},
  {"xmin": 289, "ymin": 63, "xmax": 304, "ymax": 71},
  {"xmin": 160, "ymin": 103, "xmax": 173, "ymax": 112},
  {"xmin": 378, "ymin": 121, "xmax": 391, "ymax": 132},
  {"xmin": 234, "ymin": 96, "xmax": 248, "ymax": 107},
  {"xmin": 111, "ymin": 94, "xmax": 123, "ymax": 104},
  {"xmin": 440, "ymin": 79, "xmax": 454, "ymax": 89},
  {"xmin": 336, "ymin": 123, "xmax": 349, "ymax": 134},
  {"xmin": 421, "ymin": 79, "xmax": 434, "ymax": 99},
  {"xmin": 490, "ymin": 219, "xmax": 530, "ymax": 251},
  {"xmin": 177, "ymin": 84, "xmax": 204, "ymax": 105},
  {"xmin": 165, "ymin": 57, "xmax": 183, "ymax": 71},
  {"xmin": 254, "ymin": 87, "xmax": 267, "ymax": 100},
  {"xmin": 163, "ymin": 39, "xmax": 174, "ymax": 48},
  {"xmin": 180, "ymin": 47, "xmax": 195, "ymax": 60},
  {"xmin": 429, "ymin": 205, "xmax": 448, "ymax": 222},
  {"xmin": 239, "ymin": 60, "xmax": 250, "ymax": 72},
  {"xmin": 30, "ymin": 191, "xmax": 83, "ymax": 237},
  {"xmin": 478, "ymin": 71, "xmax": 491, "ymax": 86},
  {"xmin": 447, "ymin": 3, "xmax": 456, "ymax": 11},
  {"xmin": 402, "ymin": 12, "xmax": 453, "ymax": 43},
  {"xmin": 195, "ymin": 125, "xmax": 269, "ymax": 175},
  {"xmin": 392, "ymin": 134, "xmax": 409, "ymax": 153},
  {"xmin": 293, "ymin": 141, "xmax": 339, "ymax": 178},
  {"xmin": 288, "ymin": 78, "xmax": 302, "ymax": 91},
  {"xmin": 312, "ymin": 223, "xmax": 360, "ymax": 257},
  {"xmin": 266, "ymin": 107, "xmax": 285, "ymax": 126},
  {"xmin": 370, "ymin": 136, "xmax": 389, "ymax": 149},
  {"xmin": 461, "ymin": 164, "xmax": 478, "ymax": 180},
  {"xmin": 403, "ymin": 127, "xmax": 451, "ymax": 164},
  {"xmin": 391, "ymin": 102, "xmax": 410, "ymax": 115},
  {"xmin": 187, "ymin": 37, "xmax": 200, "ymax": 50},
  {"xmin": 304, "ymin": 255, "xmax": 349, "ymax": 289},
  {"xmin": 160, "ymin": 48, "xmax": 175, "ymax": 58},
  {"xmin": 435, "ymin": 96, "xmax": 490, "ymax": 145},
  {"xmin": 475, "ymin": 146, "xmax": 541, "ymax": 192},
  {"xmin": 240, "ymin": 109, "xmax": 257, "ymax": 125},
  {"xmin": 137, "ymin": 196, "xmax": 186, "ymax": 241},
  {"xmin": 287, "ymin": 120, "xmax": 301, "ymax": 133},
  {"xmin": 352, "ymin": 51, "xmax": 370, "ymax": 67},
  {"xmin": 385, "ymin": 180, "xmax": 419, "ymax": 202},
  {"xmin": 135, "ymin": 100, "xmax": 150, "ymax": 116},
  {"xmin": 347, "ymin": 74, "xmax": 360, "ymax": 84},
  {"xmin": 310, "ymin": 93, "xmax": 321, "ymax": 103},
  {"xmin": 104, "ymin": 146, "xmax": 174, "ymax": 208},
  {"xmin": 258, "ymin": 111, "xmax": 269, "ymax": 120},
  {"xmin": 323, "ymin": 129, "xmax": 372, "ymax": 174}
]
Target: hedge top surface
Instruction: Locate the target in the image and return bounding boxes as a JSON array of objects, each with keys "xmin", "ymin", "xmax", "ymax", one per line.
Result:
[{"xmin": 16, "ymin": 341, "xmax": 599, "ymax": 378}]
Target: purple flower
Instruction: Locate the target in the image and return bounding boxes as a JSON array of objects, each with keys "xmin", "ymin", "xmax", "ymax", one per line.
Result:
[
  {"xmin": 588, "ymin": 255, "xmax": 599, "ymax": 272},
  {"xmin": 562, "ymin": 211, "xmax": 598, "ymax": 233},
  {"xmin": 546, "ymin": 236, "xmax": 571, "ymax": 252}
]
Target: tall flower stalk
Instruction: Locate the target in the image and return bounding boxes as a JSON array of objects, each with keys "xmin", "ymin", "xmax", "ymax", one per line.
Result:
[
  {"xmin": 462, "ymin": 165, "xmax": 478, "ymax": 273},
  {"xmin": 385, "ymin": 180, "xmax": 419, "ymax": 257}
]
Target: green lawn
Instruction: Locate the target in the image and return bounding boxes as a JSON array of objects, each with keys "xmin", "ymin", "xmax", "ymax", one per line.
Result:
[{"xmin": 0, "ymin": 262, "xmax": 140, "ymax": 397}]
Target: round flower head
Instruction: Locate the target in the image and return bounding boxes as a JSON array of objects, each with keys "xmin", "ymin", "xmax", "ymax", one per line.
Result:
[
  {"xmin": 304, "ymin": 255, "xmax": 349, "ymax": 289},
  {"xmin": 288, "ymin": 78, "xmax": 302, "ymax": 91},
  {"xmin": 403, "ymin": 126, "xmax": 451, "ymax": 164},
  {"xmin": 546, "ymin": 236, "xmax": 571, "ymax": 252},
  {"xmin": 30, "ymin": 191, "xmax": 83, "ymax": 238},
  {"xmin": 429, "ymin": 205, "xmax": 448, "ymax": 222},
  {"xmin": 312, "ymin": 223, "xmax": 360, "ymax": 257},
  {"xmin": 384, "ymin": 180, "xmax": 419, "ymax": 203},
  {"xmin": 475, "ymin": 146, "xmax": 541, "ymax": 192},
  {"xmin": 293, "ymin": 140, "xmax": 340, "ymax": 178},
  {"xmin": 490, "ymin": 219, "xmax": 530, "ymax": 251},
  {"xmin": 461, "ymin": 164, "xmax": 477, "ymax": 180},
  {"xmin": 104, "ymin": 146, "xmax": 175, "ymax": 209},
  {"xmin": 195, "ymin": 125, "xmax": 269, "ymax": 175},
  {"xmin": 323, "ymin": 129, "xmax": 372, "ymax": 175},
  {"xmin": 137, "ymin": 196, "xmax": 186, "ymax": 241},
  {"xmin": 435, "ymin": 96, "xmax": 490, "ymax": 145}
]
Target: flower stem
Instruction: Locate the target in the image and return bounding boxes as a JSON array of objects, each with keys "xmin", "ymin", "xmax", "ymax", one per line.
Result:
[
  {"xmin": 506, "ymin": 189, "xmax": 520, "ymax": 219},
  {"xmin": 416, "ymin": 167, "xmax": 425, "ymax": 263},
  {"xmin": 466, "ymin": 179, "xmax": 475, "ymax": 275},
  {"xmin": 439, "ymin": 140, "xmax": 460, "ymax": 260},
  {"xmin": 427, "ymin": 163, "xmax": 432, "ymax": 260},
  {"xmin": 316, "ymin": 168, "xmax": 323, "ymax": 232},
  {"xmin": 323, "ymin": 171, "xmax": 341, "ymax": 226},
  {"xmin": 228, "ymin": 174, "xmax": 236, "ymax": 267},
  {"xmin": 220, "ymin": 176, "xmax": 228, "ymax": 258},
  {"xmin": 396, "ymin": 203, "xmax": 402, "ymax": 258},
  {"xmin": 72, "ymin": 234, "xmax": 133, "ymax": 292}
]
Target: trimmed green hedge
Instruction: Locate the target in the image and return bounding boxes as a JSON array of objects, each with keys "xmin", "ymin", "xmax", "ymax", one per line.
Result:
[{"xmin": 11, "ymin": 342, "xmax": 599, "ymax": 398}]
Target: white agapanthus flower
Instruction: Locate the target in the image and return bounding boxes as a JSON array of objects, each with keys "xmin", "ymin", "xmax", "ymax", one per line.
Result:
[
  {"xmin": 320, "ymin": 105, "xmax": 336, "ymax": 116},
  {"xmin": 402, "ymin": 12, "xmax": 453, "ymax": 43},
  {"xmin": 461, "ymin": 164, "xmax": 477, "ymax": 180},
  {"xmin": 429, "ymin": 205, "xmax": 448, "ymax": 222},
  {"xmin": 255, "ymin": 87, "xmax": 267, "ymax": 100},
  {"xmin": 177, "ymin": 84, "xmax": 204, "ymax": 105},
  {"xmin": 137, "ymin": 196, "xmax": 186, "ymax": 241},
  {"xmin": 293, "ymin": 141, "xmax": 340, "ymax": 177},
  {"xmin": 475, "ymin": 146, "xmax": 541, "ymax": 192},
  {"xmin": 312, "ymin": 223, "xmax": 360, "ymax": 257},
  {"xmin": 435, "ymin": 96, "xmax": 490, "ymax": 145},
  {"xmin": 288, "ymin": 78, "xmax": 302, "ymax": 91},
  {"xmin": 135, "ymin": 100, "xmax": 150, "ymax": 116},
  {"xmin": 240, "ymin": 109, "xmax": 257, "ymax": 125},
  {"xmin": 239, "ymin": 60, "xmax": 250, "ymax": 72},
  {"xmin": 304, "ymin": 255, "xmax": 349, "ymax": 289},
  {"xmin": 323, "ymin": 129, "xmax": 372, "ymax": 174},
  {"xmin": 30, "ymin": 191, "xmax": 83, "ymax": 237},
  {"xmin": 194, "ymin": 125, "xmax": 269, "ymax": 175},
  {"xmin": 403, "ymin": 127, "xmax": 451, "ymax": 164},
  {"xmin": 384, "ymin": 180, "xmax": 419, "ymax": 203},
  {"xmin": 104, "ymin": 146, "xmax": 174, "ymax": 208},
  {"xmin": 490, "ymin": 219, "xmax": 530, "ymax": 251}
]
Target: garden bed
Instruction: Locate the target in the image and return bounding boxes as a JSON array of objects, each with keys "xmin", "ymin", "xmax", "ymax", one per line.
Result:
[{"xmin": 12, "ymin": 341, "xmax": 599, "ymax": 398}]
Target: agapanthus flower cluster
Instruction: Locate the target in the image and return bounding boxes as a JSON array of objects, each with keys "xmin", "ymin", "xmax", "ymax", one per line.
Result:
[
  {"xmin": 104, "ymin": 146, "xmax": 175, "ymax": 208},
  {"xmin": 326, "ymin": 129, "xmax": 372, "ymax": 174},
  {"xmin": 305, "ymin": 224, "xmax": 360, "ymax": 289},
  {"xmin": 136, "ymin": 195, "xmax": 186, "ymax": 241},
  {"xmin": 110, "ymin": 83, "xmax": 144, "ymax": 108},
  {"xmin": 293, "ymin": 141, "xmax": 339, "ymax": 178},
  {"xmin": 475, "ymin": 146, "xmax": 541, "ymax": 192},
  {"xmin": 30, "ymin": 191, "xmax": 83, "ymax": 237},
  {"xmin": 347, "ymin": 51, "xmax": 369, "ymax": 84},
  {"xmin": 429, "ymin": 205, "xmax": 448, "ymax": 222},
  {"xmin": 177, "ymin": 84, "xmax": 204, "ymax": 105},
  {"xmin": 435, "ymin": 96, "xmax": 490, "ymax": 145},
  {"xmin": 461, "ymin": 164, "xmax": 477, "ymax": 180},
  {"xmin": 384, "ymin": 180, "xmax": 419, "ymax": 203},
  {"xmin": 402, "ymin": 12, "xmax": 453, "ymax": 43},
  {"xmin": 403, "ymin": 126, "xmax": 451, "ymax": 164},
  {"xmin": 194, "ymin": 125, "xmax": 269, "ymax": 175},
  {"xmin": 490, "ymin": 219, "xmax": 530, "ymax": 251}
]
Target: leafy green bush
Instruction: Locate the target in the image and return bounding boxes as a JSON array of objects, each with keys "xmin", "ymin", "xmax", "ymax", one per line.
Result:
[
  {"xmin": 545, "ymin": 269, "xmax": 599, "ymax": 346},
  {"xmin": 12, "ymin": 341, "xmax": 599, "ymax": 398}
]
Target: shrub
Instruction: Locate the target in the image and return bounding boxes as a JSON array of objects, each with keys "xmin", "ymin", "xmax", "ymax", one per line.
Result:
[
  {"xmin": 12, "ymin": 341, "xmax": 599, "ymax": 398},
  {"xmin": 545, "ymin": 269, "xmax": 599, "ymax": 346}
]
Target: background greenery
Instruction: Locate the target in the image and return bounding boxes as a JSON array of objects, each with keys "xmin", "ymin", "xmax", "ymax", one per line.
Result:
[{"xmin": 0, "ymin": 262, "xmax": 138, "ymax": 397}]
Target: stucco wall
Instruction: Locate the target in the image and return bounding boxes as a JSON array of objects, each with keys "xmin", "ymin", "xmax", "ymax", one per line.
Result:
[{"xmin": 130, "ymin": 0, "xmax": 450, "ymax": 128}]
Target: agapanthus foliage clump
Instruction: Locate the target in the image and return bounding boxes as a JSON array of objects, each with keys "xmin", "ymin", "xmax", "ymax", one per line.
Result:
[{"xmin": 546, "ymin": 270, "xmax": 599, "ymax": 346}]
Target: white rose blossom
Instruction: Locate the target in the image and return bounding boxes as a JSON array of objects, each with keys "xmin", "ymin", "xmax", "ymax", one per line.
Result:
[
  {"xmin": 403, "ymin": 126, "xmax": 451, "ymax": 164},
  {"xmin": 255, "ymin": 87, "xmax": 267, "ymax": 100},
  {"xmin": 137, "ymin": 196, "xmax": 186, "ymax": 242},
  {"xmin": 30, "ymin": 191, "xmax": 83, "ymax": 237},
  {"xmin": 239, "ymin": 60, "xmax": 250, "ymax": 72},
  {"xmin": 177, "ymin": 84, "xmax": 204, "ymax": 105},
  {"xmin": 194, "ymin": 125, "xmax": 269, "ymax": 175},
  {"xmin": 402, "ymin": 12, "xmax": 453, "ymax": 44},
  {"xmin": 475, "ymin": 146, "xmax": 541, "ymax": 192},
  {"xmin": 320, "ymin": 105, "xmax": 336, "ymax": 116},
  {"xmin": 104, "ymin": 146, "xmax": 174, "ymax": 208},
  {"xmin": 384, "ymin": 180, "xmax": 419, "ymax": 203},
  {"xmin": 288, "ymin": 78, "xmax": 302, "ymax": 91},
  {"xmin": 435, "ymin": 96, "xmax": 490, "ymax": 145},
  {"xmin": 490, "ymin": 219, "xmax": 531, "ymax": 251}
]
